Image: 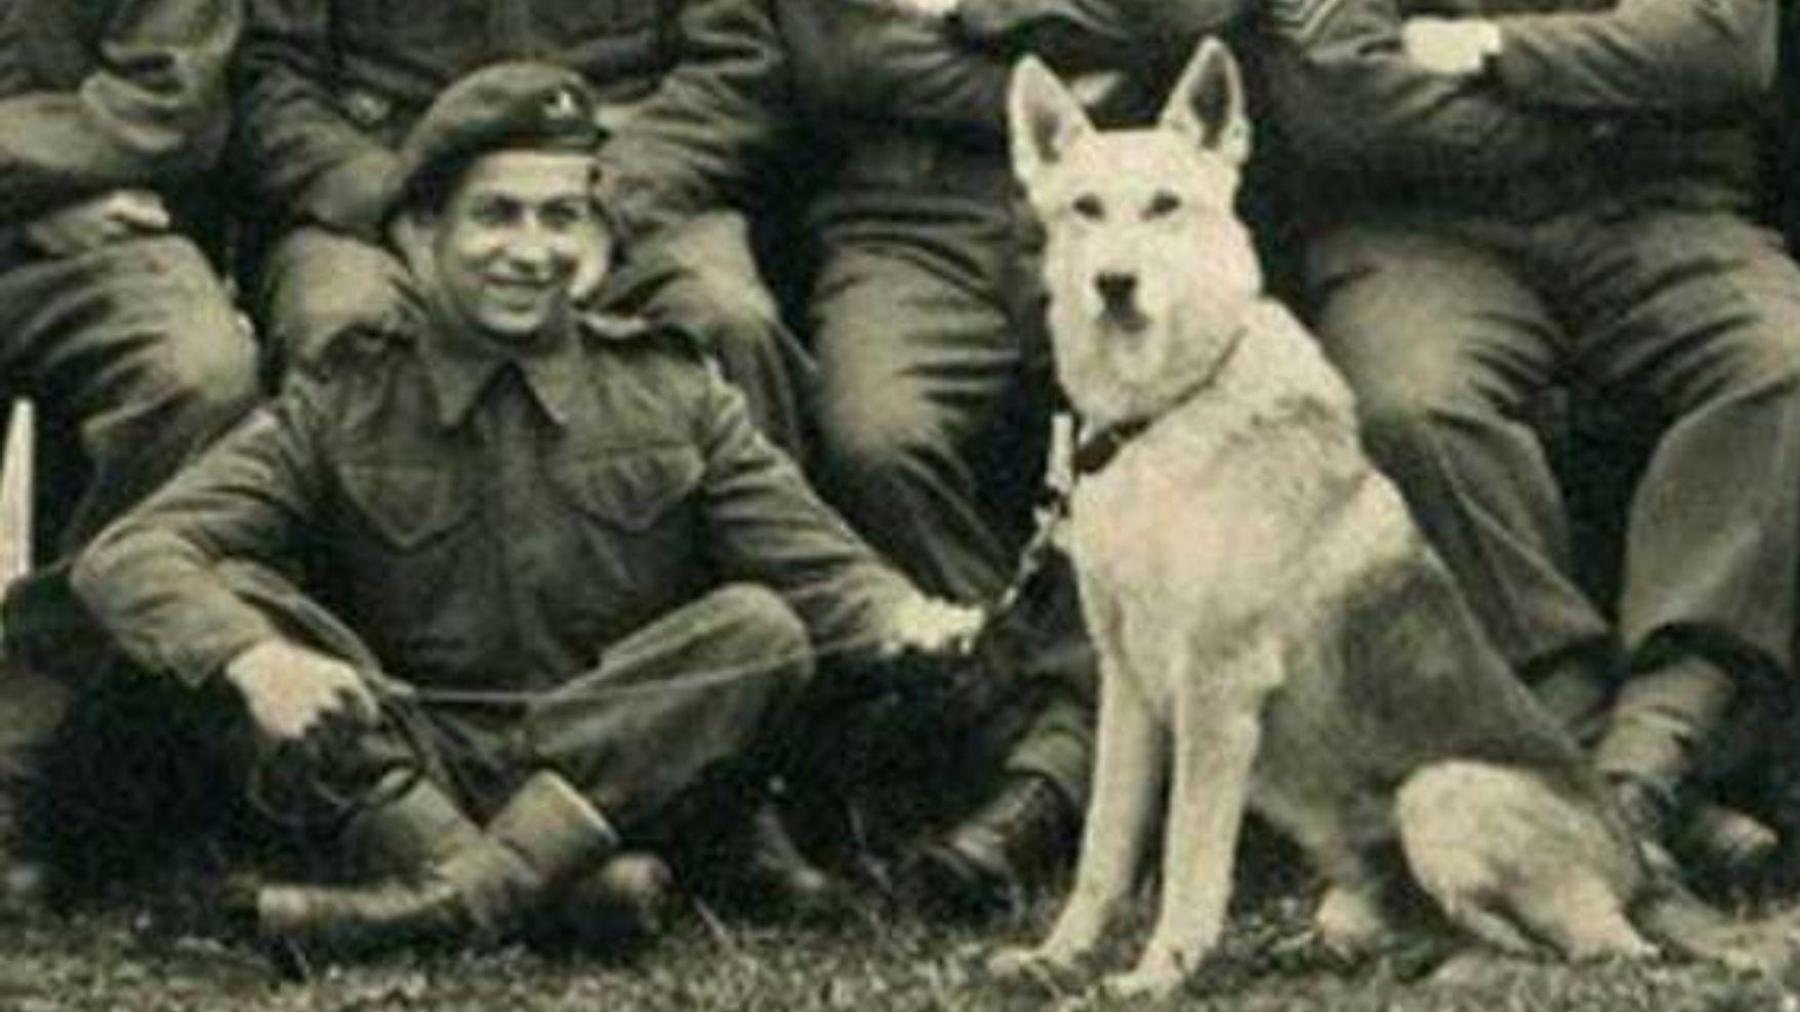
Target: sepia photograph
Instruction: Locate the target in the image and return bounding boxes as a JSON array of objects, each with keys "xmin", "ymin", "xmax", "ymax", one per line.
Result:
[{"xmin": 0, "ymin": 0, "xmax": 1796, "ymax": 1008}]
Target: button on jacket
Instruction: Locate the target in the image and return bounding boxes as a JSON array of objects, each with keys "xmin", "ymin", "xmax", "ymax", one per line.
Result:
[{"xmin": 72, "ymin": 308, "xmax": 917, "ymax": 694}]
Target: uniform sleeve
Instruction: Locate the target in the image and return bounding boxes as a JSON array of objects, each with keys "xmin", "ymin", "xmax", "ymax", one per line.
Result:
[
  {"xmin": 1490, "ymin": 0, "xmax": 1776, "ymax": 111},
  {"xmin": 0, "ymin": 0, "xmax": 239, "ymax": 222},
  {"xmin": 691, "ymin": 366, "xmax": 919, "ymax": 662},
  {"xmin": 1261, "ymin": 0, "xmax": 1589, "ymax": 181},
  {"xmin": 235, "ymin": 0, "xmax": 399, "ymax": 235},
  {"xmin": 71, "ymin": 388, "xmax": 331, "ymax": 687},
  {"xmin": 596, "ymin": 0, "xmax": 795, "ymax": 244}
]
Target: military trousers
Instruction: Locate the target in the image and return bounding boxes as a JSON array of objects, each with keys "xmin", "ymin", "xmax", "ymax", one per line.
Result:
[
  {"xmin": 805, "ymin": 184, "xmax": 1093, "ymax": 811},
  {"xmin": 0, "ymin": 233, "xmax": 257, "ymax": 555},
  {"xmin": 1304, "ymin": 203, "xmax": 1800, "ymax": 684},
  {"xmin": 251, "ymin": 582, "xmax": 813, "ymax": 839}
]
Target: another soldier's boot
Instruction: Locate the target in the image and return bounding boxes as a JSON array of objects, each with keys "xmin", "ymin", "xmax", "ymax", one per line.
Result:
[
  {"xmin": 256, "ymin": 770, "xmax": 617, "ymax": 956},
  {"xmin": 905, "ymin": 772, "xmax": 1076, "ymax": 919},
  {"xmin": 1597, "ymin": 657, "xmax": 1775, "ymax": 880}
]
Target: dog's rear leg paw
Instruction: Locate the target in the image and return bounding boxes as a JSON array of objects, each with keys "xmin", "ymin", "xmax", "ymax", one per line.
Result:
[{"xmin": 1313, "ymin": 882, "xmax": 1405, "ymax": 961}]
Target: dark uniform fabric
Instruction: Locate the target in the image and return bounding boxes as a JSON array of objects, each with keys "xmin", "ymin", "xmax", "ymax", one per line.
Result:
[
  {"xmin": 0, "ymin": 0, "xmax": 258, "ymax": 555},
  {"xmin": 235, "ymin": 0, "xmax": 814, "ymax": 458},
  {"xmin": 1261, "ymin": 0, "xmax": 1800, "ymax": 687},
  {"xmin": 597, "ymin": 0, "xmax": 1249, "ymax": 813},
  {"xmin": 0, "ymin": 0, "xmax": 259, "ymax": 869},
  {"xmin": 71, "ymin": 305, "xmax": 918, "ymax": 835}
]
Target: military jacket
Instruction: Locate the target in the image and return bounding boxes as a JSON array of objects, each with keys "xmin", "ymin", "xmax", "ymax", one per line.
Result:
[
  {"xmin": 73, "ymin": 311, "xmax": 917, "ymax": 693},
  {"xmin": 1260, "ymin": 0, "xmax": 1773, "ymax": 218}
]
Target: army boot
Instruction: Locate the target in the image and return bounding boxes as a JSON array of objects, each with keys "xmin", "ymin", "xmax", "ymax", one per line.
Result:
[{"xmin": 256, "ymin": 770, "xmax": 617, "ymax": 956}]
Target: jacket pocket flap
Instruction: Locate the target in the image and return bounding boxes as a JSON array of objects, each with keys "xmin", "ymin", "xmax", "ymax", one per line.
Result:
[
  {"xmin": 339, "ymin": 463, "xmax": 473, "ymax": 550},
  {"xmin": 551, "ymin": 447, "xmax": 703, "ymax": 531}
]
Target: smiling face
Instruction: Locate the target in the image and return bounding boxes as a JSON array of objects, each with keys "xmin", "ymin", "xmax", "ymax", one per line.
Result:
[{"xmin": 418, "ymin": 149, "xmax": 609, "ymax": 345}]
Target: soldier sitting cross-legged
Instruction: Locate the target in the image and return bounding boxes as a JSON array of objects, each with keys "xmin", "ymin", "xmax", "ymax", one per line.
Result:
[{"xmin": 70, "ymin": 61, "xmax": 980, "ymax": 957}]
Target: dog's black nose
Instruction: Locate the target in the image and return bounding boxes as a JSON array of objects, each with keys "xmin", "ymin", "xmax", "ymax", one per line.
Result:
[{"xmin": 1096, "ymin": 271, "xmax": 1138, "ymax": 308}]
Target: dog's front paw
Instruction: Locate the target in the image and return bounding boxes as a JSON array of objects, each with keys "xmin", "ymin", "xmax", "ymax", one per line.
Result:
[
  {"xmin": 987, "ymin": 945, "xmax": 1085, "ymax": 989},
  {"xmin": 1098, "ymin": 965, "xmax": 1188, "ymax": 1002}
]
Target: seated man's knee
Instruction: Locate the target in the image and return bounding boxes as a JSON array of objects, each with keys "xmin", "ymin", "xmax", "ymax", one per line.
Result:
[
  {"xmin": 816, "ymin": 394, "xmax": 940, "ymax": 502},
  {"xmin": 709, "ymin": 583, "xmax": 813, "ymax": 682},
  {"xmin": 260, "ymin": 230, "xmax": 409, "ymax": 371}
]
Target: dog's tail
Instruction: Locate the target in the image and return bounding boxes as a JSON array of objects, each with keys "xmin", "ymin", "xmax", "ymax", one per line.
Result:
[{"xmin": 1633, "ymin": 869, "xmax": 1800, "ymax": 979}]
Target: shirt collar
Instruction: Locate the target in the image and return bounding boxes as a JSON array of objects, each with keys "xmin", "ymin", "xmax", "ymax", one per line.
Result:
[{"xmin": 419, "ymin": 306, "xmax": 586, "ymax": 430}]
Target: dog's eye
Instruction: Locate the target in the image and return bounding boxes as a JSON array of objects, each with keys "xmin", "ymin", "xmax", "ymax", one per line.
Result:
[
  {"xmin": 1072, "ymin": 194, "xmax": 1104, "ymax": 221},
  {"xmin": 1145, "ymin": 191, "xmax": 1182, "ymax": 220}
]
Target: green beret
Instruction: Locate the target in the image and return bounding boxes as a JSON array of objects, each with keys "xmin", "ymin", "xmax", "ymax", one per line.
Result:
[{"xmin": 386, "ymin": 61, "xmax": 604, "ymax": 218}]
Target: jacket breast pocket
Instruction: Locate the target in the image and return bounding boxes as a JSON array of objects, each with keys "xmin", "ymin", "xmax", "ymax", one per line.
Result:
[
  {"xmin": 338, "ymin": 463, "xmax": 474, "ymax": 552},
  {"xmin": 551, "ymin": 446, "xmax": 703, "ymax": 533}
]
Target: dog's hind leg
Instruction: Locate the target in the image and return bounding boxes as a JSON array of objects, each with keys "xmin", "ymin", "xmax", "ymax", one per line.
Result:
[
  {"xmin": 991, "ymin": 592, "xmax": 1166, "ymax": 984},
  {"xmin": 1398, "ymin": 761, "xmax": 1655, "ymax": 962},
  {"xmin": 1101, "ymin": 640, "xmax": 1281, "ymax": 1001}
]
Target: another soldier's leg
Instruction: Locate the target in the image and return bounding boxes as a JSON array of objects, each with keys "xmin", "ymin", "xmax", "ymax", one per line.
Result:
[
  {"xmin": 0, "ymin": 233, "xmax": 256, "ymax": 895},
  {"xmin": 601, "ymin": 210, "xmax": 816, "ymax": 462},
  {"xmin": 0, "ymin": 234, "xmax": 259, "ymax": 552},
  {"xmin": 1562, "ymin": 211, "xmax": 1800, "ymax": 869},
  {"xmin": 256, "ymin": 227, "xmax": 412, "ymax": 380},
  {"xmin": 809, "ymin": 235, "xmax": 1089, "ymax": 912},
  {"xmin": 1305, "ymin": 221, "xmax": 1612, "ymax": 729}
]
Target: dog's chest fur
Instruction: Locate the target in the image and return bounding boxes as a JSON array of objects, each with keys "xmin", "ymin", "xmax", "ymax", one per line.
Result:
[{"xmin": 1065, "ymin": 302, "xmax": 1416, "ymax": 704}]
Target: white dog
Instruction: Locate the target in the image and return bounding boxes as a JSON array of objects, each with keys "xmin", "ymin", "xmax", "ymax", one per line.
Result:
[{"xmin": 985, "ymin": 39, "xmax": 1771, "ymax": 1001}]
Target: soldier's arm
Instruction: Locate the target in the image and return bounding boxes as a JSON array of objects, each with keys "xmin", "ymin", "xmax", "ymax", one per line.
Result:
[
  {"xmin": 690, "ymin": 360, "xmax": 920, "ymax": 658},
  {"xmin": 0, "ymin": 0, "xmax": 238, "ymax": 223},
  {"xmin": 236, "ymin": 0, "xmax": 400, "ymax": 236},
  {"xmin": 1487, "ymin": 0, "xmax": 1775, "ymax": 111},
  {"xmin": 1262, "ymin": 0, "xmax": 1588, "ymax": 181},
  {"xmin": 851, "ymin": 0, "xmax": 1246, "ymax": 137},
  {"xmin": 71, "ymin": 387, "xmax": 330, "ymax": 689}
]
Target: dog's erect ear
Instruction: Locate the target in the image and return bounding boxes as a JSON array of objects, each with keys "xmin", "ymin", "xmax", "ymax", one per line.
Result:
[
  {"xmin": 1160, "ymin": 38, "xmax": 1250, "ymax": 166},
  {"xmin": 1009, "ymin": 55, "xmax": 1094, "ymax": 191}
]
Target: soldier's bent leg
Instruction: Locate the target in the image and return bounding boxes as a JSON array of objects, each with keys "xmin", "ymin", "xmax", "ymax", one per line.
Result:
[
  {"xmin": 0, "ymin": 234, "xmax": 258, "ymax": 553},
  {"xmin": 0, "ymin": 235, "xmax": 256, "ymax": 893},
  {"xmin": 809, "ymin": 235, "xmax": 1091, "ymax": 912},
  {"xmin": 601, "ymin": 210, "xmax": 816, "ymax": 462},
  {"xmin": 1563, "ymin": 211, "xmax": 1800, "ymax": 863},
  {"xmin": 256, "ymin": 227, "xmax": 412, "ymax": 381},
  {"xmin": 523, "ymin": 583, "xmax": 813, "ymax": 832},
  {"xmin": 1305, "ymin": 222, "xmax": 1615, "ymax": 717}
]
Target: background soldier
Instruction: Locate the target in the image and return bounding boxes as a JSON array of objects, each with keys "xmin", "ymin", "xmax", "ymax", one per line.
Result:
[
  {"xmin": 0, "ymin": 0, "xmax": 259, "ymax": 895},
  {"xmin": 1261, "ymin": 0, "xmax": 1800, "ymax": 876}
]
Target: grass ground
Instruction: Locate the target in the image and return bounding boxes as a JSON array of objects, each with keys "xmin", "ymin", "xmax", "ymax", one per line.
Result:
[{"xmin": 5, "ymin": 841, "xmax": 1800, "ymax": 1012}]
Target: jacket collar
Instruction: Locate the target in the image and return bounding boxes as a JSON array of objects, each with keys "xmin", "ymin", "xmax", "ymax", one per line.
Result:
[{"xmin": 418, "ymin": 300, "xmax": 585, "ymax": 430}]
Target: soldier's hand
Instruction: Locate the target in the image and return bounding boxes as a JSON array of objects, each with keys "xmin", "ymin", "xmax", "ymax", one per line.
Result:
[
  {"xmin": 1401, "ymin": 17, "xmax": 1502, "ymax": 76},
  {"xmin": 24, "ymin": 189, "xmax": 170, "ymax": 256},
  {"xmin": 877, "ymin": 593, "xmax": 986, "ymax": 660},
  {"xmin": 224, "ymin": 639, "xmax": 380, "ymax": 747}
]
